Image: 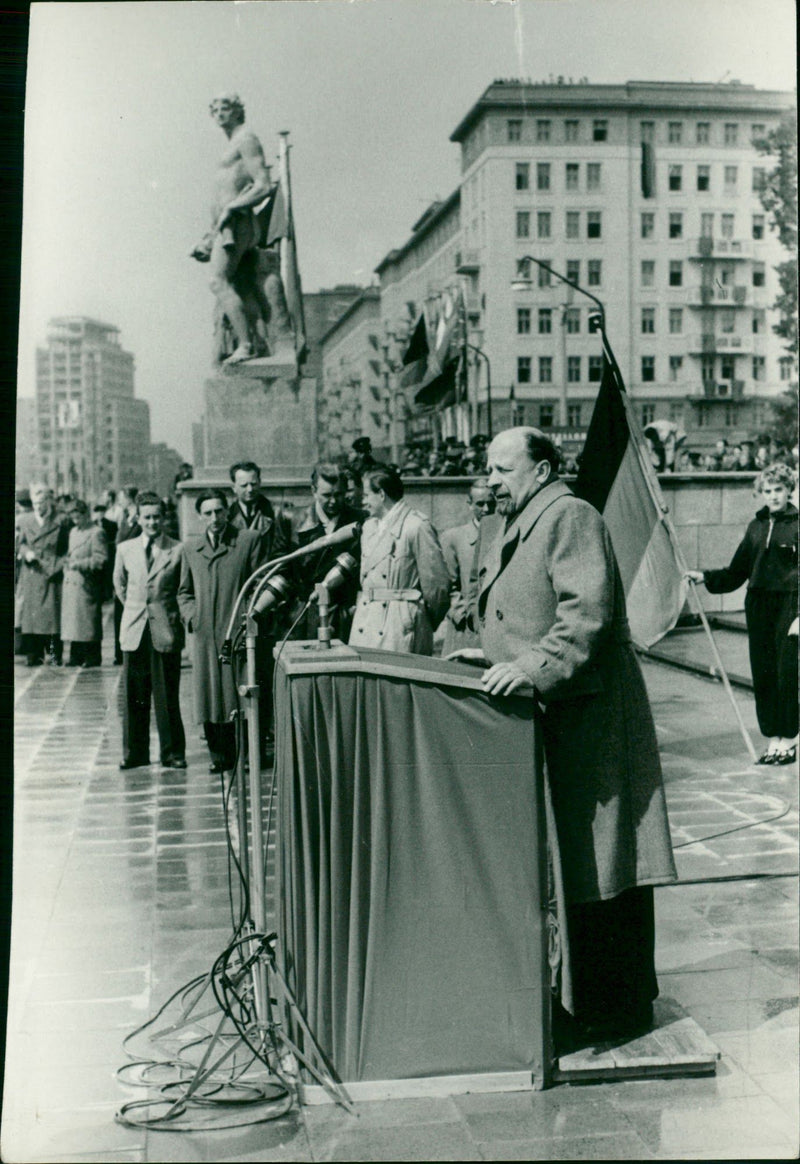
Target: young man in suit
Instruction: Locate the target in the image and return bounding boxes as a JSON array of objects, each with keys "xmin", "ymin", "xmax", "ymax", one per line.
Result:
[
  {"xmin": 113, "ymin": 492, "xmax": 187, "ymax": 771},
  {"xmin": 113, "ymin": 486, "xmax": 142, "ymax": 664},
  {"xmin": 440, "ymin": 477, "xmax": 495, "ymax": 657}
]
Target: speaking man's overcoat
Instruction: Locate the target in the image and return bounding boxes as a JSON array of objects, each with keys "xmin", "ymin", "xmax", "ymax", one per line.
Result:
[
  {"xmin": 178, "ymin": 526, "xmax": 267, "ymax": 723},
  {"xmin": 349, "ymin": 501, "xmax": 450, "ymax": 655},
  {"xmin": 475, "ymin": 479, "xmax": 677, "ymax": 905},
  {"xmin": 61, "ymin": 525, "xmax": 108, "ymax": 643},
  {"xmin": 114, "ymin": 534, "xmax": 186, "ymax": 654},
  {"xmin": 16, "ymin": 511, "xmax": 71, "ymax": 636}
]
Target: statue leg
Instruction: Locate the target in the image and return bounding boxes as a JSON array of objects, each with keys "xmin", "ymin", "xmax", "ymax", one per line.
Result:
[
  {"xmin": 257, "ymin": 249, "xmax": 293, "ymax": 347},
  {"xmin": 209, "ymin": 234, "xmax": 254, "ymax": 363}
]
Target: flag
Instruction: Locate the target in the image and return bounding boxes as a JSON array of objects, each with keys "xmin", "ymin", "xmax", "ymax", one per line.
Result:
[
  {"xmin": 255, "ymin": 167, "xmax": 307, "ymax": 364},
  {"xmin": 574, "ymin": 353, "xmax": 687, "ymax": 647},
  {"xmin": 641, "ymin": 142, "xmax": 655, "ymax": 198},
  {"xmin": 400, "ymin": 312, "xmax": 429, "ymax": 389},
  {"xmin": 414, "ymin": 288, "xmax": 463, "ymax": 407}
]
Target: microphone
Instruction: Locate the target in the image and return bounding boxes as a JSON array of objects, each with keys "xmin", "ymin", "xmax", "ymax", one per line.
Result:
[
  {"xmin": 300, "ymin": 521, "xmax": 360, "ymax": 557},
  {"xmin": 251, "ymin": 572, "xmax": 291, "ymax": 616},
  {"xmin": 317, "ymin": 552, "xmax": 358, "ymax": 597}
]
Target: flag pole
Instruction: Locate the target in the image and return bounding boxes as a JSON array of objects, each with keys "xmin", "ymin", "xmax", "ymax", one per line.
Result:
[{"xmin": 596, "ymin": 320, "xmax": 758, "ymax": 764}]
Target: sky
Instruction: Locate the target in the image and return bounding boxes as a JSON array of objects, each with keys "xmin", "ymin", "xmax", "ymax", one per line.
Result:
[{"xmin": 18, "ymin": 0, "xmax": 797, "ymax": 458}]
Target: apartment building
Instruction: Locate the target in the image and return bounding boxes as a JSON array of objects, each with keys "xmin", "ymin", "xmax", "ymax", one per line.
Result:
[
  {"xmin": 318, "ymin": 288, "xmax": 386, "ymax": 461},
  {"xmin": 34, "ymin": 317, "xmax": 151, "ymax": 496},
  {"xmin": 377, "ymin": 79, "xmax": 795, "ymax": 450}
]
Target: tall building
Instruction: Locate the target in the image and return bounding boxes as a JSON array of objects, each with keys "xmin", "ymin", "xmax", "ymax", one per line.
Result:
[
  {"xmin": 319, "ymin": 288, "xmax": 385, "ymax": 461},
  {"xmin": 15, "ymin": 397, "xmax": 40, "ymax": 488},
  {"xmin": 147, "ymin": 442, "xmax": 186, "ymax": 498},
  {"xmin": 34, "ymin": 317, "xmax": 151, "ymax": 496},
  {"xmin": 378, "ymin": 80, "xmax": 795, "ymax": 451}
]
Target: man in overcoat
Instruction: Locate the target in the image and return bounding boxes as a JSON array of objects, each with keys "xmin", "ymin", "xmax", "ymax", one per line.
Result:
[
  {"xmin": 61, "ymin": 499, "xmax": 108, "ymax": 667},
  {"xmin": 178, "ymin": 489, "xmax": 272, "ymax": 773},
  {"xmin": 349, "ymin": 465, "xmax": 450, "ymax": 655},
  {"xmin": 440, "ymin": 477, "xmax": 495, "ymax": 657},
  {"xmin": 16, "ymin": 483, "xmax": 71, "ymax": 666},
  {"xmin": 451, "ymin": 427, "xmax": 677, "ymax": 1048},
  {"xmin": 114, "ymin": 492, "xmax": 187, "ymax": 771}
]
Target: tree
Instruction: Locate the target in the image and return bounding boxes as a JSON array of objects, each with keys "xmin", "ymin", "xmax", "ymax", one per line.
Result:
[{"xmin": 754, "ymin": 111, "xmax": 798, "ymax": 445}]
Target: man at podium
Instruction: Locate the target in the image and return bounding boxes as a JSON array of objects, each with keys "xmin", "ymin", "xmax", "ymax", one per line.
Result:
[{"xmin": 451, "ymin": 426, "xmax": 677, "ymax": 1050}]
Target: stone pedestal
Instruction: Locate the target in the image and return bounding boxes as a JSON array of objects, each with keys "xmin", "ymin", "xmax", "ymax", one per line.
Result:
[{"xmin": 201, "ymin": 367, "xmax": 317, "ymax": 480}]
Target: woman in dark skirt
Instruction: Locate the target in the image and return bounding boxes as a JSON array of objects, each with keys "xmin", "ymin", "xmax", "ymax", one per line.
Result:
[{"xmin": 687, "ymin": 462, "xmax": 798, "ymax": 765}]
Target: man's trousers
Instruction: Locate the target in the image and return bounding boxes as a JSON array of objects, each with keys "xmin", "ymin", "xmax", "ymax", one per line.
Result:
[{"xmin": 122, "ymin": 624, "xmax": 185, "ymax": 765}]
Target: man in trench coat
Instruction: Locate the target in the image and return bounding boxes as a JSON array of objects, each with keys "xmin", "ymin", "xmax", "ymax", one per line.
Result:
[
  {"xmin": 451, "ymin": 427, "xmax": 677, "ymax": 1049},
  {"xmin": 178, "ymin": 488, "xmax": 273, "ymax": 773},
  {"xmin": 16, "ymin": 483, "xmax": 71, "ymax": 666}
]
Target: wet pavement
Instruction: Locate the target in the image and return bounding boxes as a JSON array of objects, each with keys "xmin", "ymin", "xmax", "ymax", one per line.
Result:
[{"xmin": 3, "ymin": 625, "xmax": 799, "ymax": 1162}]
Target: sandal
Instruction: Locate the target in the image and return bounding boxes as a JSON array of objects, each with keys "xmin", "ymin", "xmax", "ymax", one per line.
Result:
[
  {"xmin": 757, "ymin": 750, "xmax": 778, "ymax": 765},
  {"xmin": 774, "ymin": 746, "xmax": 797, "ymax": 766}
]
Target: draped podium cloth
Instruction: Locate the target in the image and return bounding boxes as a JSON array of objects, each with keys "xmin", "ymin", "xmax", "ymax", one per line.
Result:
[{"xmin": 273, "ymin": 646, "xmax": 563, "ymax": 1086}]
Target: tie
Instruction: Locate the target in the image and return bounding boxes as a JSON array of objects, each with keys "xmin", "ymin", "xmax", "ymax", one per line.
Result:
[
  {"xmin": 209, "ymin": 532, "xmax": 217, "ymax": 550},
  {"xmin": 145, "ymin": 539, "xmax": 153, "ymax": 570}
]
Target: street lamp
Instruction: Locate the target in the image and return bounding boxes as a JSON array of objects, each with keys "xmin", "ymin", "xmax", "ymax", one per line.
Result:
[{"xmin": 467, "ymin": 342, "xmax": 493, "ymax": 439}]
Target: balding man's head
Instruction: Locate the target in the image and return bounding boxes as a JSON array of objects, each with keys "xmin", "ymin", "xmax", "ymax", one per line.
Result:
[{"xmin": 486, "ymin": 427, "xmax": 559, "ymax": 517}]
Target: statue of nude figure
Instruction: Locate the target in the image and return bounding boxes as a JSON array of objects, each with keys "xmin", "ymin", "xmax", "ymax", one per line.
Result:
[{"xmin": 191, "ymin": 93, "xmax": 291, "ymax": 366}]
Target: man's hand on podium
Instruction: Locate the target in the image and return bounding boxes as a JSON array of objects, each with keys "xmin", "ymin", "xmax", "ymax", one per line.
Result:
[
  {"xmin": 444, "ymin": 648, "xmax": 489, "ymax": 666},
  {"xmin": 445, "ymin": 649, "xmax": 532, "ymax": 697}
]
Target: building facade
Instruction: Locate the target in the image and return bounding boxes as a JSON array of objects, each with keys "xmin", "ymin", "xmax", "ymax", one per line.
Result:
[
  {"xmin": 147, "ymin": 442, "xmax": 186, "ymax": 499},
  {"xmin": 376, "ymin": 80, "xmax": 795, "ymax": 452},
  {"xmin": 319, "ymin": 288, "xmax": 386, "ymax": 461},
  {"xmin": 15, "ymin": 397, "xmax": 40, "ymax": 489},
  {"xmin": 34, "ymin": 317, "xmax": 151, "ymax": 496}
]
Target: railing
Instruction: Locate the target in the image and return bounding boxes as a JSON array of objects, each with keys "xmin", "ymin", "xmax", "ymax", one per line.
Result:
[
  {"xmin": 697, "ymin": 380, "xmax": 745, "ymax": 400},
  {"xmin": 455, "ymin": 249, "xmax": 480, "ymax": 274},
  {"xmin": 690, "ymin": 237, "xmax": 753, "ymax": 260},
  {"xmin": 688, "ymin": 285, "xmax": 750, "ymax": 307},
  {"xmin": 688, "ymin": 333, "xmax": 753, "ymax": 354}
]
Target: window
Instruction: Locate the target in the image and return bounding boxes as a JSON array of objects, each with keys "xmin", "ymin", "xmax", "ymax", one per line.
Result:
[
  {"xmin": 719, "ymin": 265, "xmax": 733, "ymax": 286},
  {"xmin": 697, "ymin": 165, "xmax": 710, "ymax": 192},
  {"xmin": 565, "ymin": 162, "xmax": 579, "ymax": 190},
  {"xmin": 539, "ymin": 403, "xmax": 554, "ymax": 428},
  {"xmin": 586, "ymin": 163, "xmax": 601, "ymax": 191},
  {"xmin": 512, "ymin": 403, "xmax": 525, "ymax": 426},
  {"xmin": 669, "ymin": 212, "xmax": 683, "ymax": 239},
  {"xmin": 516, "ymin": 210, "xmax": 530, "ymax": 239},
  {"xmin": 720, "ymin": 356, "xmax": 735, "ymax": 381},
  {"xmin": 641, "ymin": 260, "xmax": 655, "ymax": 287},
  {"xmin": 517, "ymin": 356, "xmax": 531, "ymax": 383},
  {"xmin": 753, "ymin": 262, "xmax": 765, "ymax": 288},
  {"xmin": 536, "ymin": 119, "xmax": 551, "ymax": 143},
  {"xmin": 538, "ymin": 263, "xmax": 552, "ymax": 288},
  {"xmin": 752, "ymin": 167, "xmax": 766, "ymax": 192},
  {"xmin": 724, "ymin": 123, "xmax": 738, "ymax": 145},
  {"xmin": 642, "ymin": 403, "xmax": 656, "ymax": 425},
  {"xmin": 641, "ymin": 212, "xmax": 655, "ymax": 239},
  {"xmin": 669, "ymin": 260, "xmax": 683, "ymax": 287},
  {"xmin": 752, "ymin": 214, "xmax": 765, "ymax": 240},
  {"xmin": 724, "ymin": 165, "xmax": 738, "ymax": 191},
  {"xmin": 588, "ymin": 355, "xmax": 603, "ymax": 381},
  {"xmin": 668, "ymin": 165, "xmax": 682, "ymax": 191},
  {"xmin": 537, "ymin": 211, "xmax": 551, "ymax": 239},
  {"xmin": 701, "ymin": 212, "xmax": 714, "ymax": 237},
  {"xmin": 587, "ymin": 259, "xmax": 602, "ymax": 286},
  {"xmin": 780, "ymin": 358, "xmax": 794, "ymax": 381},
  {"xmin": 669, "ymin": 355, "xmax": 683, "ymax": 381},
  {"xmin": 593, "ymin": 119, "xmax": 607, "ymax": 141},
  {"xmin": 640, "ymin": 120, "xmax": 655, "ymax": 143},
  {"xmin": 720, "ymin": 310, "xmax": 735, "ymax": 334},
  {"xmin": 537, "ymin": 163, "xmax": 551, "ymax": 191},
  {"xmin": 507, "ymin": 119, "xmax": 522, "ymax": 142},
  {"xmin": 668, "ymin": 121, "xmax": 683, "ymax": 144},
  {"xmin": 564, "ymin": 119, "xmax": 579, "ymax": 142},
  {"xmin": 566, "ymin": 259, "xmax": 580, "ymax": 284},
  {"xmin": 696, "ymin": 405, "xmax": 709, "ymax": 428},
  {"xmin": 539, "ymin": 357, "xmax": 553, "ymax": 383},
  {"xmin": 641, "ymin": 357, "xmax": 655, "ymax": 382},
  {"xmin": 565, "ymin": 307, "xmax": 580, "ymax": 333},
  {"xmin": 515, "ymin": 257, "xmax": 530, "ymax": 277},
  {"xmin": 669, "ymin": 308, "xmax": 683, "ymax": 334},
  {"xmin": 567, "ymin": 356, "xmax": 581, "ymax": 383},
  {"xmin": 516, "ymin": 307, "xmax": 531, "ymax": 335},
  {"xmin": 566, "ymin": 211, "xmax": 580, "ymax": 239},
  {"xmin": 752, "ymin": 310, "xmax": 765, "ymax": 334},
  {"xmin": 641, "ymin": 307, "xmax": 655, "ymax": 334},
  {"xmin": 696, "ymin": 121, "xmax": 710, "ymax": 144},
  {"xmin": 587, "ymin": 211, "xmax": 602, "ymax": 239},
  {"xmin": 752, "ymin": 356, "xmax": 766, "ymax": 381},
  {"xmin": 724, "ymin": 404, "xmax": 738, "ymax": 427},
  {"xmin": 567, "ymin": 403, "xmax": 582, "ymax": 426},
  {"xmin": 538, "ymin": 308, "xmax": 552, "ymax": 334},
  {"xmin": 721, "ymin": 213, "xmax": 735, "ymax": 238},
  {"xmin": 701, "ymin": 356, "xmax": 715, "ymax": 383},
  {"xmin": 515, "ymin": 162, "xmax": 530, "ymax": 191},
  {"xmin": 751, "ymin": 123, "xmax": 766, "ymax": 142}
]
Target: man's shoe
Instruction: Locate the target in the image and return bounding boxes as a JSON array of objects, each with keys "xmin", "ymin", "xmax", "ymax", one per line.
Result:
[
  {"xmin": 119, "ymin": 758, "xmax": 150, "ymax": 770},
  {"xmin": 25, "ymin": 655, "xmax": 44, "ymax": 667},
  {"xmin": 162, "ymin": 757, "xmax": 188, "ymax": 769},
  {"xmin": 209, "ymin": 760, "xmax": 226, "ymax": 774}
]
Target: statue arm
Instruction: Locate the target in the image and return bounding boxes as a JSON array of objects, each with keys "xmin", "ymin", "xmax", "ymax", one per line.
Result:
[{"xmin": 217, "ymin": 133, "xmax": 272, "ymax": 228}]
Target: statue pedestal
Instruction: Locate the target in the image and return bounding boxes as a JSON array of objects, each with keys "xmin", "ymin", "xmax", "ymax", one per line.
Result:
[{"xmin": 201, "ymin": 367, "xmax": 317, "ymax": 480}]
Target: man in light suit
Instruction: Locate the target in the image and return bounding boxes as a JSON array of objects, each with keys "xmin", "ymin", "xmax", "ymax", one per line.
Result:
[
  {"xmin": 440, "ymin": 477, "xmax": 495, "ymax": 657},
  {"xmin": 114, "ymin": 492, "xmax": 187, "ymax": 771},
  {"xmin": 449, "ymin": 428, "xmax": 677, "ymax": 1050}
]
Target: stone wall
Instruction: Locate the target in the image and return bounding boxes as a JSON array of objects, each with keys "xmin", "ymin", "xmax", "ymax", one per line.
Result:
[{"xmin": 178, "ymin": 472, "xmax": 760, "ymax": 613}]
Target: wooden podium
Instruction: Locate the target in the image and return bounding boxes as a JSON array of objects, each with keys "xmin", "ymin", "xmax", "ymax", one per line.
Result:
[{"xmin": 272, "ymin": 642, "xmax": 552, "ymax": 1100}]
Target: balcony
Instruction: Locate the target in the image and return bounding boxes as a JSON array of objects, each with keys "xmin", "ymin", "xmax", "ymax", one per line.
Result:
[
  {"xmin": 465, "ymin": 292, "xmax": 481, "ymax": 319},
  {"xmin": 687, "ymin": 285, "xmax": 750, "ymax": 307},
  {"xmin": 694, "ymin": 380, "xmax": 746, "ymax": 400},
  {"xmin": 688, "ymin": 333, "xmax": 753, "ymax": 355},
  {"xmin": 689, "ymin": 237, "xmax": 753, "ymax": 260},
  {"xmin": 455, "ymin": 249, "xmax": 480, "ymax": 275}
]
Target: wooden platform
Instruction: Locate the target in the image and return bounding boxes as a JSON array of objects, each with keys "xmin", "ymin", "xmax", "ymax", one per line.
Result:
[
  {"xmin": 555, "ymin": 998, "xmax": 721, "ymax": 1084},
  {"xmin": 299, "ymin": 999, "xmax": 720, "ymax": 1104}
]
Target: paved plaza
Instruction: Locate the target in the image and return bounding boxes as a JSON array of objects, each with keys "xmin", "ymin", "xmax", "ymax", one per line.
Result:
[{"xmin": 3, "ymin": 626, "xmax": 799, "ymax": 1162}]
